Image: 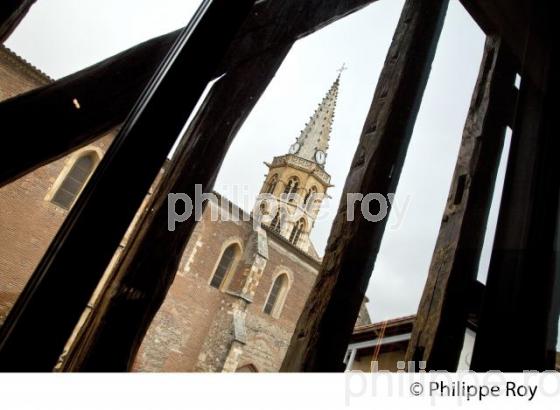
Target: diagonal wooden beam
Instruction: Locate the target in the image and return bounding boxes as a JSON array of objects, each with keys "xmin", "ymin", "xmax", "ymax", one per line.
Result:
[
  {"xmin": 0, "ymin": 0, "xmax": 36, "ymax": 43},
  {"xmin": 0, "ymin": 29, "xmax": 180, "ymax": 187},
  {"xmin": 404, "ymin": 36, "xmax": 517, "ymax": 371},
  {"xmin": 0, "ymin": 0, "xmax": 379, "ymax": 187},
  {"xmin": 281, "ymin": 0, "xmax": 449, "ymax": 372}
]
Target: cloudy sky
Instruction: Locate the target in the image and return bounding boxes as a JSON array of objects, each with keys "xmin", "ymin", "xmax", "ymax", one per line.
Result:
[{"xmin": 7, "ymin": 0, "xmax": 509, "ymax": 325}]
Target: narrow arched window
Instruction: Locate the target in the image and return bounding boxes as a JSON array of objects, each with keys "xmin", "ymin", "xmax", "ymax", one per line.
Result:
[
  {"xmin": 270, "ymin": 211, "xmax": 282, "ymax": 233},
  {"xmin": 210, "ymin": 244, "xmax": 239, "ymax": 289},
  {"xmin": 289, "ymin": 218, "xmax": 305, "ymax": 245},
  {"xmin": 264, "ymin": 274, "xmax": 289, "ymax": 316},
  {"xmin": 52, "ymin": 152, "xmax": 97, "ymax": 209},
  {"xmin": 283, "ymin": 176, "xmax": 299, "ymax": 199},
  {"xmin": 304, "ymin": 186, "xmax": 318, "ymax": 207},
  {"xmin": 236, "ymin": 364, "xmax": 258, "ymax": 372},
  {"xmin": 265, "ymin": 174, "xmax": 278, "ymax": 194}
]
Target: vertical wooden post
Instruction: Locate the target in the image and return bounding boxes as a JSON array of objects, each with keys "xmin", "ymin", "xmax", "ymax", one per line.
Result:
[
  {"xmin": 404, "ymin": 37, "xmax": 517, "ymax": 371},
  {"xmin": 471, "ymin": 1, "xmax": 559, "ymax": 372},
  {"xmin": 281, "ymin": 0, "xmax": 449, "ymax": 372}
]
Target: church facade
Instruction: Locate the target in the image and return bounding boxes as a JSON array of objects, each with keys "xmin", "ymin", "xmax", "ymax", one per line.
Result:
[{"xmin": 0, "ymin": 46, "xmax": 370, "ymax": 371}]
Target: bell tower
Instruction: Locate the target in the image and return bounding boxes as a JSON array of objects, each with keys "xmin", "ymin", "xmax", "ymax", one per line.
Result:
[{"xmin": 257, "ymin": 71, "xmax": 342, "ymax": 253}]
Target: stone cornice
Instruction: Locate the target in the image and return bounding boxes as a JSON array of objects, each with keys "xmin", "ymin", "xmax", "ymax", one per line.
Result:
[
  {"xmin": 0, "ymin": 45, "xmax": 52, "ymax": 85},
  {"xmin": 266, "ymin": 154, "xmax": 332, "ymax": 186}
]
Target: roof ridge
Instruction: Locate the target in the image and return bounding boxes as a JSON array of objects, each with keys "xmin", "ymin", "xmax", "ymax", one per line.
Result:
[
  {"xmin": 0, "ymin": 44, "xmax": 53, "ymax": 83},
  {"xmin": 354, "ymin": 314, "xmax": 416, "ymax": 331}
]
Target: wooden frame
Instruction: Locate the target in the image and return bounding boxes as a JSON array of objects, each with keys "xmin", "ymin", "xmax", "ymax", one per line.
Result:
[{"xmin": 0, "ymin": 0, "xmax": 556, "ymax": 373}]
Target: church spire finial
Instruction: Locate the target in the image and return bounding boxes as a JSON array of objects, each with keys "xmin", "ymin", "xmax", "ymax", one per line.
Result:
[
  {"xmin": 288, "ymin": 67, "xmax": 344, "ymax": 167},
  {"xmin": 336, "ymin": 62, "xmax": 348, "ymax": 78}
]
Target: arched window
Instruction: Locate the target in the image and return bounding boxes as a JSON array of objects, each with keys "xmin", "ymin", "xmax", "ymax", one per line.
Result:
[
  {"xmin": 304, "ymin": 186, "xmax": 318, "ymax": 207},
  {"xmin": 210, "ymin": 243, "xmax": 240, "ymax": 289},
  {"xmin": 283, "ymin": 176, "xmax": 299, "ymax": 200},
  {"xmin": 289, "ymin": 218, "xmax": 306, "ymax": 245},
  {"xmin": 264, "ymin": 273, "xmax": 289, "ymax": 317},
  {"xmin": 265, "ymin": 174, "xmax": 278, "ymax": 194},
  {"xmin": 236, "ymin": 364, "xmax": 258, "ymax": 372},
  {"xmin": 270, "ymin": 211, "xmax": 282, "ymax": 233},
  {"xmin": 51, "ymin": 152, "xmax": 97, "ymax": 209},
  {"xmin": 258, "ymin": 201, "xmax": 268, "ymax": 219}
]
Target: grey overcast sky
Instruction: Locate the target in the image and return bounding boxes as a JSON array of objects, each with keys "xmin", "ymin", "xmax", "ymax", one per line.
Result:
[{"xmin": 7, "ymin": 1, "xmax": 511, "ymax": 325}]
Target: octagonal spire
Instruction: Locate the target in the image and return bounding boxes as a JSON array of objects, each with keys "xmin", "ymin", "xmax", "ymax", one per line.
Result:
[{"xmin": 288, "ymin": 68, "xmax": 344, "ymax": 167}]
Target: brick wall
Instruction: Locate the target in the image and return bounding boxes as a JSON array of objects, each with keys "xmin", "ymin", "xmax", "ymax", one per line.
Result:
[
  {"xmin": 134, "ymin": 198, "xmax": 320, "ymax": 372},
  {"xmin": 0, "ymin": 46, "xmax": 115, "ymax": 323}
]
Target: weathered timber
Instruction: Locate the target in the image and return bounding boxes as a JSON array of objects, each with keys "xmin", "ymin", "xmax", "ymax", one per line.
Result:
[
  {"xmin": 471, "ymin": 1, "xmax": 560, "ymax": 371},
  {"xmin": 404, "ymin": 36, "xmax": 517, "ymax": 371},
  {"xmin": 0, "ymin": 29, "xmax": 180, "ymax": 187},
  {"xmin": 0, "ymin": 0, "xmax": 255, "ymax": 371},
  {"xmin": 0, "ymin": 0, "xmax": 380, "ymax": 187},
  {"xmin": 0, "ymin": 0, "xmax": 36, "ymax": 42},
  {"xmin": 62, "ymin": 45, "xmax": 290, "ymax": 371},
  {"xmin": 281, "ymin": 0, "xmax": 449, "ymax": 372}
]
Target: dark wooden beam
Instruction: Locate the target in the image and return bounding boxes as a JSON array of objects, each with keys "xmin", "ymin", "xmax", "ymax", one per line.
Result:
[
  {"xmin": 0, "ymin": 29, "xmax": 180, "ymax": 186},
  {"xmin": 0, "ymin": 0, "xmax": 36, "ymax": 43},
  {"xmin": 0, "ymin": 0, "xmax": 380, "ymax": 188},
  {"xmin": 0, "ymin": 0, "xmax": 255, "ymax": 372},
  {"xmin": 220, "ymin": 0, "xmax": 381, "ymax": 66},
  {"xmin": 404, "ymin": 36, "xmax": 517, "ymax": 371},
  {"xmin": 62, "ymin": 45, "xmax": 290, "ymax": 371},
  {"xmin": 471, "ymin": 0, "xmax": 559, "ymax": 371},
  {"xmin": 281, "ymin": 0, "xmax": 449, "ymax": 372}
]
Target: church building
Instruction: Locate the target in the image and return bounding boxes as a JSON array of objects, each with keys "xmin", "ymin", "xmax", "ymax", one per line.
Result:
[{"xmin": 0, "ymin": 46, "xmax": 370, "ymax": 372}]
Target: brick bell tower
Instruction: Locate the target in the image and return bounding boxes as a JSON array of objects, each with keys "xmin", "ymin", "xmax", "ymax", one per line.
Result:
[{"xmin": 257, "ymin": 71, "xmax": 343, "ymax": 253}]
